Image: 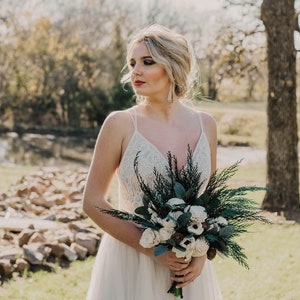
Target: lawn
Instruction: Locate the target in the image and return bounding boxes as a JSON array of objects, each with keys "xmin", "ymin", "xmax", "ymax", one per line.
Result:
[{"xmin": 0, "ymin": 101, "xmax": 299, "ymax": 300}]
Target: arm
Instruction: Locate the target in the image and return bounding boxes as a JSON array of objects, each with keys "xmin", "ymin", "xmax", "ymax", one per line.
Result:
[
  {"xmin": 83, "ymin": 111, "xmax": 147, "ymax": 253},
  {"xmin": 202, "ymin": 112, "xmax": 218, "ymax": 174},
  {"xmin": 82, "ymin": 111, "xmax": 189, "ymax": 270}
]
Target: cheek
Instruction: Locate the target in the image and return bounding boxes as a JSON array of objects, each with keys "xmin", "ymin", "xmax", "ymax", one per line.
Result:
[{"xmin": 148, "ymin": 68, "xmax": 168, "ymax": 82}]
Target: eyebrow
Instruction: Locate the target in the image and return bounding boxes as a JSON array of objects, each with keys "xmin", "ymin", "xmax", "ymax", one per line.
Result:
[{"xmin": 130, "ymin": 56, "xmax": 153, "ymax": 61}]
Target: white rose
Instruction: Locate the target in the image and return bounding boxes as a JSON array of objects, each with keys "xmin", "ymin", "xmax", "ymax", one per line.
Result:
[
  {"xmin": 215, "ymin": 216, "xmax": 228, "ymax": 226},
  {"xmin": 139, "ymin": 228, "xmax": 160, "ymax": 248},
  {"xmin": 148, "ymin": 210, "xmax": 159, "ymax": 223},
  {"xmin": 158, "ymin": 227, "xmax": 174, "ymax": 242},
  {"xmin": 172, "ymin": 246, "xmax": 189, "ymax": 259},
  {"xmin": 192, "ymin": 238, "xmax": 209, "ymax": 257},
  {"xmin": 166, "ymin": 198, "xmax": 185, "ymax": 207},
  {"xmin": 189, "ymin": 206, "xmax": 207, "ymax": 223},
  {"xmin": 158, "ymin": 215, "xmax": 177, "ymax": 229},
  {"xmin": 173, "ymin": 237, "xmax": 195, "ymax": 261},
  {"xmin": 187, "ymin": 222, "xmax": 204, "ymax": 235},
  {"xmin": 172, "ymin": 237, "xmax": 197, "ymax": 260},
  {"xmin": 169, "ymin": 211, "xmax": 184, "ymax": 221},
  {"xmin": 180, "ymin": 236, "xmax": 196, "ymax": 250}
]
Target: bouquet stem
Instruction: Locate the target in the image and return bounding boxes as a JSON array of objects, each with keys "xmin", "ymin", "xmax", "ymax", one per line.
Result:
[{"xmin": 168, "ymin": 277, "xmax": 183, "ymax": 298}]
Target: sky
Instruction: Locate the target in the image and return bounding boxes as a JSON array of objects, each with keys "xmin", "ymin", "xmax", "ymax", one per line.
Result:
[{"xmin": 174, "ymin": 0, "xmax": 222, "ymax": 11}]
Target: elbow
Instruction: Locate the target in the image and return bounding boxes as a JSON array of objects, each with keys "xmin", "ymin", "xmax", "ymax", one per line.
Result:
[{"xmin": 82, "ymin": 196, "xmax": 92, "ymax": 217}]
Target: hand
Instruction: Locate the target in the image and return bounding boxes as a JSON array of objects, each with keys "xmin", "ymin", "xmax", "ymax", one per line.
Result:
[
  {"xmin": 151, "ymin": 250, "xmax": 190, "ymax": 271},
  {"xmin": 171, "ymin": 255, "xmax": 206, "ymax": 288}
]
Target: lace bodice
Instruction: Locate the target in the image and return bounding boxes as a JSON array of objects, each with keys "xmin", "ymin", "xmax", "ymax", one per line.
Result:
[{"xmin": 117, "ymin": 109, "xmax": 211, "ymax": 212}]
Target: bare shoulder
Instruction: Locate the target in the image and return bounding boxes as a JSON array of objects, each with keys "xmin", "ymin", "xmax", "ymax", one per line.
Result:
[
  {"xmin": 101, "ymin": 107, "xmax": 135, "ymax": 135},
  {"xmin": 199, "ymin": 111, "xmax": 217, "ymax": 131}
]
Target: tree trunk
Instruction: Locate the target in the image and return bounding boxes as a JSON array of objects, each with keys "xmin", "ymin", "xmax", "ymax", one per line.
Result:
[{"xmin": 261, "ymin": 0, "xmax": 299, "ymax": 213}]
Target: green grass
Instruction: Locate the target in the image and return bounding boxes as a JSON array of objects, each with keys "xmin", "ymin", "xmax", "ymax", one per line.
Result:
[
  {"xmin": 215, "ymin": 222, "xmax": 300, "ymax": 300},
  {"xmin": 198, "ymin": 100, "xmax": 267, "ymax": 148},
  {"xmin": 0, "ymin": 258, "xmax": 95, "ymax": 300},
  {"xmin": 0, "ymin": 165, "xmax": 35, "ymax": 193}
]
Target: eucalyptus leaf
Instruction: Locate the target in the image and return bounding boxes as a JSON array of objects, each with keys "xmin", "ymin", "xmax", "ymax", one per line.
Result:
[
  {"xmin": 205, "ymin": 233, "xmax": 219, "ymax": 243},
  {"xmin": 199, "ymin": 192, "xmax": 210, "ymax": 205},
  {"xmin": 142, "ymin": 195, "xmax": 151, "ymax": 207},
  {"xmin": 135, "ymin": 206, "xmax": 149, "ymax": 217},
  {"xmin": 159, "ymin": 205, "xmax": 171, "ymax": 218},
  {"xmin": 174, "ymin": 244, "xmax": 186, "ymax": 252},
  {"xmin": 177, "ymin": 212, "xmax": 192, "ymax": 227},
  {"xmin": 184, "ymin": 187, "xmax": 194, "ymax": 201},
  {"xmin": 154, "ymin": 244, "xmax": 169, "ymax": 256},
  {"xmin": 219, "ymin": 225, "xmax": 235, "ymax": 238},
  {"xmin": 174, "ymin": 182, "xmax": 186, "ymax": 199}
]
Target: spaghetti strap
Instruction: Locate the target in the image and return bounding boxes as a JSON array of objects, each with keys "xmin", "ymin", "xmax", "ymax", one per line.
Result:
[
  {"xmin": 129, "ymin": 108, "xmax": 138, "ymax": 131},
  {"xmin": 198, "ymin": 112, "xmax": 204, "ymax": 133}
]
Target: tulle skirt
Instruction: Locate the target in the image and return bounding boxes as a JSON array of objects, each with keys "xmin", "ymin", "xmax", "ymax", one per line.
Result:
[{"xmin": 86, "ymin": 234, "xmax": 222, "ymax": 300}]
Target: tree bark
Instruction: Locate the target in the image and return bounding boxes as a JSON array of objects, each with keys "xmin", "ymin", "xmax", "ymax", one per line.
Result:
[{"xmin": 261, "ymin": 0, "xmax": 299, "ymax": 213}]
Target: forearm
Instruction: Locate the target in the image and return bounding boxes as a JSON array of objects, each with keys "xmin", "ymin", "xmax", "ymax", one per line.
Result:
[{"xmin": 83, "ymin": 197, "xmax": 153, "ymax": 257}]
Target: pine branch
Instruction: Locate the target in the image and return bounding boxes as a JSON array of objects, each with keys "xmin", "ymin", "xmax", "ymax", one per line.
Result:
[{"xmin": 95, "ymin": 207, "xmax": 159, "ymax": 229}]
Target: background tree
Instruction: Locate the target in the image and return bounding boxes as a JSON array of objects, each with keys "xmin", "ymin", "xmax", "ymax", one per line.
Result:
[
  {"xmin": 261, "ymin": 0, "xmax": 299, "ymax": 215},
  {"xmin": 200, "ymin": 23, "xmax": 265, "ymax": 101}
]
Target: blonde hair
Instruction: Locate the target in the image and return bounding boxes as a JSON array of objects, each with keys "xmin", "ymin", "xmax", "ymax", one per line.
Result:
[{"xmin": 121, "ymin": 24, "xmax": 198, "ymax": 99}]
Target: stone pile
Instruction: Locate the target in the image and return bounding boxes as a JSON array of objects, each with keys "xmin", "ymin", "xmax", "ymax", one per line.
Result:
[{"xmin": 0, "ymin": 167, "xmax": 102, "ymax": 282}]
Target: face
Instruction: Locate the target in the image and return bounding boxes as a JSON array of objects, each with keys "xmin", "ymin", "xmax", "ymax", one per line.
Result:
[{"xmin": 129, "ymin": 42, "xmax": 170, "ymax": 99}]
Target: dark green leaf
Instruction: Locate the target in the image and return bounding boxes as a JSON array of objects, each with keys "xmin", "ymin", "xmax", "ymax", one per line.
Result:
[
  {"xmin": 177, "ymin": 212, "xmax": 191, "ymax": 227},
  {"xmin": 219, "ymin": 225, "xmax": 235, "ymax": 238},
  {"xmin": 174, "ymin": 182, "xmax": 186, "ymax": 199},
  {"xmin": 135, "ymin": 206, "xmax": 150, "ymax": 217},
  {"xmin": 142, "ymin": 195, "xmax": 151, "ymax": 207},
  {"xmin": 154, "ymin": 244, "xmax": 169, "ymax": 256}
]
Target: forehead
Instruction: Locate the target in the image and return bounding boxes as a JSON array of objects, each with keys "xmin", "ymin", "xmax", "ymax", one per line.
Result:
[{"xmin": 129, "ymin": 42, "xmax": 151, "ymax": 59}]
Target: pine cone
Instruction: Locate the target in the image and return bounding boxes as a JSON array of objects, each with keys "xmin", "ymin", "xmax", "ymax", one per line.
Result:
[{"xmin": 207, "ymin": 247, "xmax": 217, "ymax": 260}]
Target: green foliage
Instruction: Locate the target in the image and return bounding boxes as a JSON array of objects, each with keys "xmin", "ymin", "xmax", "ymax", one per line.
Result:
[
  {"xmin": 0, "ymin": 8, "xmax": 134, "ymax": 131},
  {"xmin": 98, "ymin": 147, "xmax": 268, "ymax": 270}
]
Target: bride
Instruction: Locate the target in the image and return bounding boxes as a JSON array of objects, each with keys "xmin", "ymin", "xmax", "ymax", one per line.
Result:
[{"xmin": 82, "ymin": 24, "xmax": 222, "ymax": 299}]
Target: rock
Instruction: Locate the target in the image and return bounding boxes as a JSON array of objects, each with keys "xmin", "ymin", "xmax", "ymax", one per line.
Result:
[
  {"xmin": 70, "ymin": 242, "xmax": 88, "ymax": 260},
  {"xmin": 75, "ymin": 232, "xmax": 99, "ymax": 255},
  {"xmin": 15, "ymin": 258, "xmax": 29, "ymax": 274},
  {"xmin": 23, "ymin": 244, "xmax": 44, "ymax": 265},
  {"xmin": 18, "ymin": 228, "xmax": 35, "ymax": 247},
  {"xmin": 0, "ymin": 259, "xmax": 14, "ymax": 279},
  {"xmin": 0, "ymin": 248, "xmax": 23, "ymax": 261},
  {"xmin": 0, "ymin": 218, "xmax": 61, "ymax": 232},
  {"xmin": 28, "ymin": 232, "xmax": 46, "ymax": 244},
  {"xmin": 0, "ymin": 166, "xmax": 102, "ymax": 281},
  {"xmin": 45, "ymin": 243, "xmax": 64, "ymax": 258},
  {"xmin": 59, "ymin": 243, "xmax": 78, "ymax": 261}
]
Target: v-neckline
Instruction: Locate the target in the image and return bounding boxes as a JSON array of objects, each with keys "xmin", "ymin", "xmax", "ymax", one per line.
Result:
[{"xmin": 135, "ymin": 130, "xmax": 205, "ymax": 169}]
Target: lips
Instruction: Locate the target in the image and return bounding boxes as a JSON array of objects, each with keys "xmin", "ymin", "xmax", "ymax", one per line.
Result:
[{"xmin": 134, "ymin": 80, "xmax": 145, "ymax": 87}]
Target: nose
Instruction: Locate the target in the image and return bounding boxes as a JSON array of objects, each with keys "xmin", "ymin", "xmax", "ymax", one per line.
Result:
[{"xmin": 132, "ymin": 64, "xmax": 142, "ymax": 75}]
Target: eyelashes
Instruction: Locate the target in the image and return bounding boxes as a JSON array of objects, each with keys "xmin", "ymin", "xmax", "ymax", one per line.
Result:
[{"xmin": 129, "ymin": 59, "xmax": 156, "ymax": 68}]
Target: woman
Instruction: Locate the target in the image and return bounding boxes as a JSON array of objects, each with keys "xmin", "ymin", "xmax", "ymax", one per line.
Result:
[{"xmin": 83, "ymin": 24, "xmax": 222, "ymax": 299}]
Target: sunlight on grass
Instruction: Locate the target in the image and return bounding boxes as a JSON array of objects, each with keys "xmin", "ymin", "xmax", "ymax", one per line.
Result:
[
  {"xmin": 0, "ymin": 165, "xmax": 35, "ymax": 193},
  {"xmin": 0, "ymin": 258, "xmax": 95, "ymax": 300},
  {"xmin": 214, "ymin": 223, "xmax": 300, "ymax": 300}
]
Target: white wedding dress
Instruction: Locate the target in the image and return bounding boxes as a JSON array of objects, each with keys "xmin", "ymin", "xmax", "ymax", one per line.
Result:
[{"xmin": 86, "ymin": 109, "xmax": 222, "ymax": 300}]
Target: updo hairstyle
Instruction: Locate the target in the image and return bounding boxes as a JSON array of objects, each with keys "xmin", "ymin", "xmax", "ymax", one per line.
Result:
[{"xmin": 121, "ymin": 24, "xmax": 197, "ymax": 99}]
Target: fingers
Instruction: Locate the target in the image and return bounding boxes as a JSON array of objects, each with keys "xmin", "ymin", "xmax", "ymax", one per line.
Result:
[
  {"xmin": 168, "ymin": 256, "xmax": 190, "ymax": 271},
  {"xmin": 169, "ymin": 261, "xmax": 189, "ymax": 271},
  {"xmin": 171, "ymin": 272, "xmax": 195, "ymax": 288}
]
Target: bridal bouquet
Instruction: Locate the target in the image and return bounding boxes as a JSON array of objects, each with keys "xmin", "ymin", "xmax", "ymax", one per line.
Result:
[{"xmin": 96, "ymin": 146, "xmax": 268, "ymax": 298}]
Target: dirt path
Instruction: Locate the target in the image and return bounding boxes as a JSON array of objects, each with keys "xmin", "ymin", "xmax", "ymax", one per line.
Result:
[{"xmin": 217, "ymin": 146, "xmax": 266, "ymax": 167}]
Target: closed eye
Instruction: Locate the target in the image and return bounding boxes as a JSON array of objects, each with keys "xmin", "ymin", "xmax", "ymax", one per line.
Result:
[{"xmin": 144, "ymin": 59, "xmax": 155, "ymax": 65}]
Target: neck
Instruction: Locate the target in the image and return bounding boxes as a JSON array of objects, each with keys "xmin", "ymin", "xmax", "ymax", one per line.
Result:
[{"xmin": 141, "ymin": 98, "xmax": 183, "ymax": 123}]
